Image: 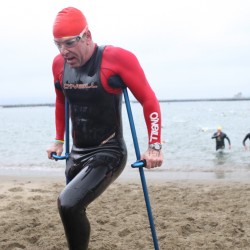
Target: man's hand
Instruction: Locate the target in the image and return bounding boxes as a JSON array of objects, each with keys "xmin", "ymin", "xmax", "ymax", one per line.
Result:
[
  {"xmin": 46, "ymin": 143, "xmax": 64, "ymax": 160},
  {"xmin": 141, "ymin": 148, "xmax": 163, "ymax": 169}
]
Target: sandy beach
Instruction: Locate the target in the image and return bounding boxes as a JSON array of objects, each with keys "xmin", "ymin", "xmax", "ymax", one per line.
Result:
[{"xmin": 1, "ymin": 175, "xmax": 250, "ymax": 250}]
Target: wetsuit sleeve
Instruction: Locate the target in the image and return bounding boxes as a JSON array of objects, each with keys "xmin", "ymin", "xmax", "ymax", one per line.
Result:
[
  {"xmin": 242, "ymin": 133, "xmax": 250, "ymax": 146},
  {"xmin": 211, "ymin": 133, "xmax": 217, "ymax": 139},
  {"xmin": 225, "ymin": 134, "xmax": 231, "ymax": 145},
  {"xmin": 101, "ymin": 46, "xmax": 161, "ymax": 144},
  {"xmin": 52, "ymin": 54, "xmax": 65, "ymax": 141}
]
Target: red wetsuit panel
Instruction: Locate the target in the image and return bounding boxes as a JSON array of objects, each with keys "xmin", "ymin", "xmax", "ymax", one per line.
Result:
[
  {"xmin": 52, "ymin": 45, "xmax": 161, "ymax": 144},
  {"xmin": 52, "ymin": 55, "xmax": 65, "ymax": 141}
]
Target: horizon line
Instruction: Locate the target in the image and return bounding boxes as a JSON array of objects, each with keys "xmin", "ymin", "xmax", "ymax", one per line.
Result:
[{"xmin": 1, "ymin": 97, "xmax": 250, "ymax": 108}]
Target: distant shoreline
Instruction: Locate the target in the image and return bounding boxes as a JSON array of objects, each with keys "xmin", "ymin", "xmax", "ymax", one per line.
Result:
[
  {"xmin": 155, "ymin": 97, "xmax": 250, "ymax": 103},
  {"xmin": 1, "ymin": 97, "xmax": 250, "ymax": 108}
]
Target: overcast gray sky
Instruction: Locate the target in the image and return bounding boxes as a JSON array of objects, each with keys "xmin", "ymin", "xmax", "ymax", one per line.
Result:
[{"xmin": 0, "ymin": 0, "xmax": 250, "ymax": 104}]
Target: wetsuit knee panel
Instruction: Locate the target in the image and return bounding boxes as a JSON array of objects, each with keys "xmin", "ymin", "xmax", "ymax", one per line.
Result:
[{"xmin": 58, "ymin": 185, "xmax": 89, "ymax": 208}]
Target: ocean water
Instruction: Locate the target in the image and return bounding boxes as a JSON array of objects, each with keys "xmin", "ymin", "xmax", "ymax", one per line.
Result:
[{"xmin": 1, "ymin": 100, "xmax": 250, "ymax": 180}]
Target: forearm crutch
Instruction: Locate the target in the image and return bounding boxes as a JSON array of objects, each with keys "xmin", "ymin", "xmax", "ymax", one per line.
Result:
[{"xmin": 108, "ymin": 76, "xmax": 160, "ymax": 250}]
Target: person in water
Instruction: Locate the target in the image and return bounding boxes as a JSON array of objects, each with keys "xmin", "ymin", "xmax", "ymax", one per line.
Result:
[
  {"xmin": 46, "ymin": 7, "xmax": 163, "ymax": 250},
  {"xmin": 211, "ymin": 126, "xmax": 231, "ymax": 151},
  {"xmin": 242, "ymin": 133, "xmax": 250, "ymax": 150}
]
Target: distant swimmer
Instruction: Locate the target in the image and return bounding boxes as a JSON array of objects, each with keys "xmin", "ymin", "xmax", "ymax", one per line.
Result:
[
  {"xmin": 211, "ymin": 126, "xmax": 231, "ymax": 151},
  {"xmin": 242, "ymin": 133, "xmax": 250, "ymax": 150}
]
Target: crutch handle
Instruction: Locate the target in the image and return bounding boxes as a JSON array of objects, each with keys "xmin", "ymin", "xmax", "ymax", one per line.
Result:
[
  {"xmin": 131, "ymin": 160, "xmax": 147, "ymax": 168},
  {"xmin": 51, "ymin": 152, "xmax": 69, "ymax": 161}
]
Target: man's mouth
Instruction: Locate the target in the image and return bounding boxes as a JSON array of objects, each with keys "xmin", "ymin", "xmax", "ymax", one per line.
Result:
[{"xmin": 65, "ymin": 56, "xmax": 75, "ymax": 64}]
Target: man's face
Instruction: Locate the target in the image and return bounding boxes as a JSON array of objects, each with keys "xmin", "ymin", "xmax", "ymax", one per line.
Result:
[{"xmin": 54, "ymin": 30, "xmax": 87, "ymax": 68}]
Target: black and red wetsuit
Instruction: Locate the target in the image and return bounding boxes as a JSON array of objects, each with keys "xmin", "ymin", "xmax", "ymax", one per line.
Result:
[{"xmin": 52, "ymin": 45, "xmax": 161, "ymax": 249}]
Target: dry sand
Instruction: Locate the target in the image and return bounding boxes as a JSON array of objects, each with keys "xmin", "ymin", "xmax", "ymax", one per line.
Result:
[{"xmin": 0, "ymin": 175, "xmax": 250, "ymax": 250}]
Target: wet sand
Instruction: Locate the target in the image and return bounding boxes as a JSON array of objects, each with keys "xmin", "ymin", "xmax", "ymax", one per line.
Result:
[{"xmin": 0, "ymin": 175, "xmax": 250, "ymax": 250}]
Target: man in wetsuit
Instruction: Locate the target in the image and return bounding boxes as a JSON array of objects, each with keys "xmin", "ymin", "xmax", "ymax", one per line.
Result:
[
  {"xmin": 242, "ymin": 133, "xmax": 250, "ymax": 150},
  {"xmin": 46, "ymin": 7, "xmax": 163, "ymax": 250},
  {"xmin": 211, "ymin": 126, "xmax": 231, "ymax": 151}
]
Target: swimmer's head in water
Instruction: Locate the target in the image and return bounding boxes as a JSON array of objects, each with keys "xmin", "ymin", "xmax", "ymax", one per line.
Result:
[{"xmin": 217, "ymin": 126, "xmax": 222, "ymax": 131}]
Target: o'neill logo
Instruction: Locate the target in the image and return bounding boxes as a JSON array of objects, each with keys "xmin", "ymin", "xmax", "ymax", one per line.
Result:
[
  {"xmin": 64, "ymin": 81, "xmax": 98, "ymax": 90},
  {"xmin": 149, "ymin": 112, "xmax": 159, "ymax": 142}
]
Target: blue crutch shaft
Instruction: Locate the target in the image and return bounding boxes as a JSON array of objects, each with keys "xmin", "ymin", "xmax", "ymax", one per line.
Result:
[
  {"xmin": 108, "ymin": 75, "xmax": 159, "ymax": 250},
  {"xmin": 122, "ymin": 87, "xmax": 160, "ymax": 250}
]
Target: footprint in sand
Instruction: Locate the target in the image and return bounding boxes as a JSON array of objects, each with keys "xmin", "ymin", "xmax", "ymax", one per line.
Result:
[
  {"xmin": 96, "ymin": 219, "xmax": 109, "ymax": 225},
  {"xmin": 27, "ymin": 195, "xmax": 42, "ymax": 201},
  {"xmin": 8, "ymin": 187, "xmax": 23, "ymax": 192},
  {"xmin": 13, "ymin": 195, "xmax": 23, "ymax": 200},
  {"xmin": 118, "ymin": 228, "xmax": 132, "ymax": 237},
  {"xmin": 30, "ymin": 188, "xmax": 49, "ymax": 193},
  {"xmin": 4, "ymin": 242, "xmax": 25, "ymax": 249}
]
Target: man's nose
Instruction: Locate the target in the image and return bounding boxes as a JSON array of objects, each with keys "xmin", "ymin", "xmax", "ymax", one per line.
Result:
[{"xmin": 59, "ymin": 45, "xmax": 69, "ymax": 55}]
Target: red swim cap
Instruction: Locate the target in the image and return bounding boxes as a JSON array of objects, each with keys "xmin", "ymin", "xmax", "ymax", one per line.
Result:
[{"xmin": 53, "ymin": 7, "xmax": 88, "ymax": 38}]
